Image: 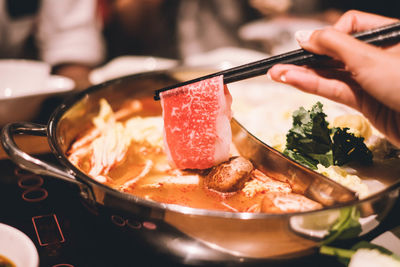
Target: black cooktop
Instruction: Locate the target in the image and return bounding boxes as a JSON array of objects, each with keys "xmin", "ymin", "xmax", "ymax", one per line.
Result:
[
  {"xmin": 0, "ymin": 154, "xmax": 176, "ymax": 267},
  {"xmin": 0, "ymin": 154, "xmax": 399, "ymax": 267}
]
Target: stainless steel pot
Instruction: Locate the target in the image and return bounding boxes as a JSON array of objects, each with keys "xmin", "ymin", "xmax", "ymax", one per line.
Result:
[{"xmin": 2, "ymin": 69, "xmax": 400, "ymax": 265}]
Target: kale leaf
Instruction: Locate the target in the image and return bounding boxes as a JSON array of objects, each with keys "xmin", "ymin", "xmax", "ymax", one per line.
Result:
[
  {"xmin": 284, "ymin": 102, "xmax": 373, "ymax": 169},
  {"xmin": 332, "ymin": 128, "xmax": 373, "ymax": 166}
]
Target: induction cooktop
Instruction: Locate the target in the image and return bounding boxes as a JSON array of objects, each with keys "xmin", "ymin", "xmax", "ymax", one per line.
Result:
[{"xmin": 0, "ymin": 154, "xmax": 398, "ymax": 267}]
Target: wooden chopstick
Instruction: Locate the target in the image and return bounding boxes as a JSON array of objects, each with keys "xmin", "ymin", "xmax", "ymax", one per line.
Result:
[{"xmin": 154, "ymin": 21, "xmax": 400, "ymax": 100}]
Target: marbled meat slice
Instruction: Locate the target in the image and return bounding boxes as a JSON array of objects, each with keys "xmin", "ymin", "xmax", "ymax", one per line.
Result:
[{"xmin": 160, "ymin": 75, "xmax": 232, "ymax": 169}]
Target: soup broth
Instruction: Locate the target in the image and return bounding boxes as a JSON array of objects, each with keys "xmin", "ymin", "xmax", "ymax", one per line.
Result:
[
  {"xmin": 68, "ymin": 94, "xmax": 400, "ymax": 213},
  {"xmin": 68, "ymin": 97, "xmax": 319, "ymax": 213}
]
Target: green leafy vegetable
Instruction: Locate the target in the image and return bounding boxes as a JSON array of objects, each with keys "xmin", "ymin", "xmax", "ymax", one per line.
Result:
[
  {"xmin": 351, "ymin": 241, "xmax": 394, "ymax": 255},
  {"xmin": 320, "ymin": 245, "xmax": 356, "ymax": 265},
  {"xmin": 332, "ymin": 128, "xmax": 373, "ymax": 166},
  {"xmin": 322, "ymin": 207, "xmax": 362, "ymax": 245},
  {"xmin": 284, "ymin": 102, "xmax": 332, "ymax": 169},
  {"xmin": 284, "ymin": 102, "xmax": 373, "ymax": 169},
  {"xmin": 321, "ymin": 241, "xmax": 400, "ymax": 266},
  {"xmin": 321, "ymin": 212, "xmax": 400, "ymax": 266}
]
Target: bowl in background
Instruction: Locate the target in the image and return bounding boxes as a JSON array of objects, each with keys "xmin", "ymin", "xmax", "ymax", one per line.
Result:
[
  {"xmin": 239, "ymin": 17, "xmax": 327, "ymax": 55},
  {"xmin": 0, "ymin": 223, "xmax": 39, "ymax": 267},
  {"xmin": 0, "ymin": 59, "xmax": 75, "ymax": 126},
  {"xmin": 89, "ymin": 56, "xmax": 178, "ymax": 85}
]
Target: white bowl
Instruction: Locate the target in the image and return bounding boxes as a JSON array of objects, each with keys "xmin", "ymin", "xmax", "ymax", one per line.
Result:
[
  {"xmin": 0, "ymin": 223, "xmax": 39, "ymax": 267},
  {"xmin": 0, "ymin": 59, "xmax": 75, "ymax": 126},
  {"xmin": 89, "ymin": 56, "xmax": 178, "ymax": 85},
  {"xmin": 183, "ymin": 47, "xmax": 269, "ymax": 69},
  {"xmin": 239, "ymin": 17, "xmax": 327, "ymax": 55}
]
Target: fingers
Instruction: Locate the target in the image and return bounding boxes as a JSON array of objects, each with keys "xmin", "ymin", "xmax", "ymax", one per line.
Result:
[
  {"xmin": 294, "ymin": 9, "xmax": 399, "ymax": 73},
  {"xmin": 333, "ymin": 11, "xmax": 400, "ymax": 54},
  {"xmin": 333, "ymin": 10, "xmax": 399, "ymax": 34},
  {"xmin": 266, "ymin": 11, "xmax": 400, "ymax": 114},
  {"xmin": 267, "ymin": 64, "xmax": 359, "ymax": 109},
  {"xmin": 295, "ymin": 27, "xmax": 382, "ymax": 74}
]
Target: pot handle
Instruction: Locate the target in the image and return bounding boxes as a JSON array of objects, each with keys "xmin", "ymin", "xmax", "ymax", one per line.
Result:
[{"xmin": 1, "ymin": 122, "xmax": 83, "ymax": 187}]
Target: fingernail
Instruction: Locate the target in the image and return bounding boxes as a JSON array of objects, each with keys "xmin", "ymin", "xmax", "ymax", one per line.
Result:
[
  {"xmin": 295, "ymin": 30, "xmax": 313, "ymax": 44},
  {"xmin": 266, "ymin": 72, "xmax": 272, "ymax": 80},
  {"xmin": 280, "ymin": 74, "xmax": 287, "ymax": 82}
]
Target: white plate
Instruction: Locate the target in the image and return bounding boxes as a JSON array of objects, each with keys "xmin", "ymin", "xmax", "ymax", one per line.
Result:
[
  {"xmin": 0, "ymin": 75, "xmax": 75, "ymax": 126},
  {"xmin": 89, "ymin": 56, "xmax": 178, "ymax": 85},
  {"xmin": 289, "ymin": 212, "xmax": 379, "ymax": 240},
  {"xmin": 239, "ymin": 17, "xmax": 327, "ymax": 55},
  {"xmin": 0, "ymin": 223, "xmax": 39, "ymax": 267},
  {"xmin": 371, "ymin": 226, "xmax": 400, "ymax": 255},
  {"xmin": 0, "ymin": 75, "xmax": 75, "ymax": 100},
  {"xmin": 183, "ymin": 47, "xmax": 269, "ymax": 69}
]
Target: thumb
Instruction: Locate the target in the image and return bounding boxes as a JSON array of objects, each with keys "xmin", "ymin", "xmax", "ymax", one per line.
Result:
[{"xmin": 295, "ymin": 28, "xmax": 382, "ymax": 74}]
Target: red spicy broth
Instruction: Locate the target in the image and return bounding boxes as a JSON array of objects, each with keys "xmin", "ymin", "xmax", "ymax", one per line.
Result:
[{"xmin": 67, "ymin": 97, "xmax": 318, "ymax": 213}]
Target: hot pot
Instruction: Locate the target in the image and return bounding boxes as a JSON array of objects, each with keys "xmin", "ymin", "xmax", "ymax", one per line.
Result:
[{"xmin": 1, "ymin": 68, "xmax": 400, "ymax": 265}]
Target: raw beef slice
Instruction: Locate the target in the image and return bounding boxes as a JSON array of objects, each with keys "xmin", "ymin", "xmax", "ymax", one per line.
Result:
[{"xmin": 160, "ymin": 75, "xmax": 232, "ymax": 169}]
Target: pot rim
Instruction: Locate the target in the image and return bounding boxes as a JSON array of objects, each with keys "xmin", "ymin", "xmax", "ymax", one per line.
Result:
[{"xmin": 47, "ymin": 70, "xmax": 400, "ymax": 219}]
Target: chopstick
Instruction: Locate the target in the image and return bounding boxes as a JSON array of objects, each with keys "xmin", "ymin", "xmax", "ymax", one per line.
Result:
[{"xmin": 154, "ymin": 21, "xmax": 400, "ymax": 100}]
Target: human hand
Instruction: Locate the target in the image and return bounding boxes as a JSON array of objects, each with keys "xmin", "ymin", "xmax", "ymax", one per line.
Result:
[{"xmin": 267, "ymin": 10, "xmax": 400, "ymax": 147}]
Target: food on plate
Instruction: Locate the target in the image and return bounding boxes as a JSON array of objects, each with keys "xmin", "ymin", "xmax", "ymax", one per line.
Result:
[
  {"xmin": 67, "ymin": 98, "xmax": 320, "ymax": 213},
  {"xmin": 160, "ymin": 75, "xmax": 232, "ymax": 169},
  {"xmin": 349, "ymin": 249, "xmax": 400, "ymax": 267},
  {"xmin": 321, "ymin": 240, "xmax": 400, "ymax": 267}
]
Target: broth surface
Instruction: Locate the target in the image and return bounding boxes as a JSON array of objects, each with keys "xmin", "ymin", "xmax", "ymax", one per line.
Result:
[
  {"xmin": 68, "ymin": 97, "xmax": 305, "ymax": 213},
  {"xmin": 73, "ymin": 122, "xmax": 281, "ymax": 212}
]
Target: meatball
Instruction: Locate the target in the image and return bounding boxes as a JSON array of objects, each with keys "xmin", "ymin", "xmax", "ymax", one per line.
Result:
[{"xmin": 205, "ymin": 156, "xmax": 254, "ymax": 193}]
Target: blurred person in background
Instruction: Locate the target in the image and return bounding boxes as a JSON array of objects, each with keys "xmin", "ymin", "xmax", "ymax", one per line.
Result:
[
  {"xmin": 101, "ymin": 0, "xmax": 400, "ymax": 61},
  {"xmin": 175, "ymin": 0, "xmax": 262, "ymax": 59},
  {"xmin": 320, "ymin": 0, "xmax": 400, "ymax": 19},
  {"xmin": 101, "ymin": 0, "xmax": 262, "ymax": 60},
  {"xmin": 0, "ymin": 0, "xmax": 105, "ymax": 90},
  {"xmin": 250, "ymin": 0, "xmax": 400, "ymax": 19},
  {"xmin": 101, "ymin": 0, "xmax": 179, "ymax": 60}
]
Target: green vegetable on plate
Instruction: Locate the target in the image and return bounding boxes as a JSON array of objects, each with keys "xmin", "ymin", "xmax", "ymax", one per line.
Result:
[{"xmin": 321, "ymin": 241, "xmax": 400, "ymax": 266}]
